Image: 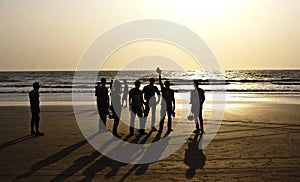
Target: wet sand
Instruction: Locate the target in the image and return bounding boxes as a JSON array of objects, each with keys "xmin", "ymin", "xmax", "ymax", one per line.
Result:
[{"xmin": 0, "ymin": 102, "xmax": 300, "ymax": 181}]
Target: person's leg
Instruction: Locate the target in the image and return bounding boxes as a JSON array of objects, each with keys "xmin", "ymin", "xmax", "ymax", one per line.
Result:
[
  {"xmin": 138, "ymin": 107, "xmax": 146, "ymax": 134},
  {"xmin": 124, "ymin": 96, "xmax": 128, "ymax": 107},
  {"xmin": 121, "ymin": 96, "xmax": 124, "ymax": 107},
  {"xmin": 143, "ymin": 101, "xmax": 150, "ymax": 118},
  {"xmin": 113, "ymin": 117, "xmax": 120, "ymax": 137},
  {"xmin": 99, "ymin": 112, "xmax": 107, "ymax": 126},
  {"xmin": 129, "ymin": 107, "xmax": 136, "ymax": 135},
  {"xmin": 167, "ymin": 111, "xmax": 172, "ymax": 131},
  {"xmin": 31, "ymin": 112, "xmax": 35, "ymax": 134},
  {"xmin": 199, "ymin": 107, "xmax": 204, "ymax": 133},
  {"xmin": 150, "ymin": 103, "xmax": 157, "ymax": 131},
  {"xmin": 159, "ymin": 108, "xmax": 166, "ymax": 132},
  {"xmin": 193, "ymin": 116, "xmax": 200, "ymax": 133},
  {"xmin": 34, "ymin": 112, "xmax": 43, "ymax": 135}
]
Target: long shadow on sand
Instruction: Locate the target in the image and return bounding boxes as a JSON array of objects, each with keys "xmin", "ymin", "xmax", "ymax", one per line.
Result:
[
  {"xmin": 184, "ymin": 133, "xmax": 206, "ymax": 179},
  {"xmin": 79, "ymin": 132, "xmax": 154, "ymax": 182},
  {"xmin": 15, "ymin": 132, "xmax": 100, "ymax": 180},
  {"xmin": 118, "ymin": 131, "xmax": 171, "ymax": 182},
  {"xmin": 51, "ymin": 134, "xmax": 134, "ymax": 181},
  {"xmin": 0, "ymin": 135, "xmax": 36, "ymax": 150}
]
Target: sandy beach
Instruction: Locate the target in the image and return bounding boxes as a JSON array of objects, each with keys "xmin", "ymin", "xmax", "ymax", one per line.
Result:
[{"xmin": 0, "ymin": 101, "xmax": 300, "ymax": 181}]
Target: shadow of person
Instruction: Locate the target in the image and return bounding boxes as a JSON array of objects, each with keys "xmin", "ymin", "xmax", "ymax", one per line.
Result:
[
  {"xmin": 80, "ymin": 136, "xmax": 141, "ymax": 182},
  {"xmin": 119, "ymin": 131, "xmax": 167, "ymax": 182},
  {"xmin": 15, "ymin": 132, "xmax": 100, "ymax": 180},
  {"xmin": 0, "ymin": 135, "xmax": 36, "ymax": 150},
  {"xmin": 184, "ymin": 133, "xmax": 206, "ymax": 179},
  {"xmin": 80, "ymin": 132, "xmax": 156, "ymax": 182},
  {"xmin": 80, "ymin": 155, "xmax": 126, "ymax": 182},
  {"xmin": 50, "ymin": 135, "xmax": 116, "ymax": 182}
]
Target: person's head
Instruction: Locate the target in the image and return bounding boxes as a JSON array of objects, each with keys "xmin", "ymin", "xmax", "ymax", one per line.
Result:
[
  {"xmin": 113, "ymin": 80, "xmax": 121, "ymax": 89},
  {"xmin": 149, "ymin": 78, "xmax": 155, "ymax": 85},
  {"xmin": 33, "ymin": 82, "xmax": 40, "ymax": 90},
  {"xmin": 101, "ymin": 78, "xmax": 106, "ymax": 86},
  {"xmin": 134, "ymin": 80, "xmax": 141, "ymax": 88},
  {"xmin": 164, "ymin": 80, "xmax": 171, "ymax": 88},
  {"xmin": 193, "ymin": 80, "xmax": 199, "ymax": 88}
]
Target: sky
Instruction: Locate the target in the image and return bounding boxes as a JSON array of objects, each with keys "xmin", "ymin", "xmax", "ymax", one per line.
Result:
[{"xmin": 0, "ymin": 0, "xmax": 299, "ymax": 71}]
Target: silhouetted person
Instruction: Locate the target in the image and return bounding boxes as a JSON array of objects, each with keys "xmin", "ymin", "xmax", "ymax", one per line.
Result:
[
  {"xmin": 184, "ymin": 133, "xmax": 206, "ymax": 179},
  {"xmin": 142, "ymin": 77, "xmax": 161, "ymax": 132},
  {"xmin": 29, "ymin": 82, "xmax": 44, "ymax": 136},
  {"xmin": 122, "ymin": 79, "xmax": 129, "ymax": 107},
  {"xmin": 129, "ymin": 80, "xmax": 146, "ymax": 136},
  {"xmin": 95, "ymin": 78, "xmax": 109, "ymax": 130},
  {"xmin": 111, "ymin": 80, "xmax": 122, "ymax": 138},
  {"xmin": 190, "ymin": 80, "xmax": 205, "ymax": 134},
  {"xmin": 157, "ymin": 68, "xmax": 175, "ymax": 132}
]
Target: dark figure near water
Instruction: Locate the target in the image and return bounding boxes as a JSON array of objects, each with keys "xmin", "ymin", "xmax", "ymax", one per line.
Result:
[
  {"xmin": 129, "ymin": 80, "xmax": 146, "ymax": 136},
  {"xmin": 121, "ymin": 79, "xmax": 129, "ymax": 107},
  {"xmin": 157, "ymin": 68, "xmax": 175, "ymax": 132},
  {"xmin": 111, "ymin": 80, "xmax": 122, "ymax": 138},
  {"xmin": 142, "ymin": 77, "xmax": 161, "ymax": 132},
  {"xmin": 95, "ymin": 78, "xmax": 109, "ymax": 130},
  {"xmin": 190, "ymin": 80, "xmax": 205, "ymax": 134},
  {"xmin": 29, "ymin": 82, "xmax": 44, "ymax": 136}
]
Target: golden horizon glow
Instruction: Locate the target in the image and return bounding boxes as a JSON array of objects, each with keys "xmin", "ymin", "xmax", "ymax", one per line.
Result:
[{"xmin": 0, "ymin": 0, "xmax": 299, "ymax": 71}]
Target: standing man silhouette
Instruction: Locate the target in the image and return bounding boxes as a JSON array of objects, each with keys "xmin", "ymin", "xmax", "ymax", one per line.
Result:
[
  {"xmin": 129, "ymin": 80, "xmax": 146, "ymax": 136},
  {"xmin": 157, "ymin": 68, "xmax": 175, "ymax": 132},
  {"xmin": 95, "ymin": 78, "xmax": 109, "ymax": 130},
  {"xmin": 29, "ymin": 82, "xmax": 44, "ymax": 136},
  {"xmin": 190, "ymin": 80, "xmax": 205, "ymax": 134},
  {"xmin": 142, "ymin": 78, "xmax": 161, "ymax": 132},
  {"xmin": 111, "ymin": 80, "xmax": 122, "ymax": 138}
]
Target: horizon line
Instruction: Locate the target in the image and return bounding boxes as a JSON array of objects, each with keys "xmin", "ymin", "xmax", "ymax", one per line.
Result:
[{"xmin": 0, "ymin": 68, "xmax": 299, "ymax": 72}]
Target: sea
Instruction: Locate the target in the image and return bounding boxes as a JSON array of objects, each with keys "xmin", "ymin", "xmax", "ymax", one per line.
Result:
[{"xmin": 0, "ymin": 70, "xmax": 299, "ymax": 106}]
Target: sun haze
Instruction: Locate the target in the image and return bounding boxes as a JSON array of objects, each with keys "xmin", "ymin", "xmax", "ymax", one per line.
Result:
[{"xmin": 0, "ymin": 0, "xmax": 299, "ymax": 71}]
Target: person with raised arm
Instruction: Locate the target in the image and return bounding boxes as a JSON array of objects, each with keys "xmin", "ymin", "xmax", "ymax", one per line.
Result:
[{"xmin": 157, "ymin": 67, "xmax": 175, "ymax": 132}]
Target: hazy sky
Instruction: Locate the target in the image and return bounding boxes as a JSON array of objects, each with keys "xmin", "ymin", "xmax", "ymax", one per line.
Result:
[{"xmin": 0, "ymin": 0, "xmax": 299, "ymax": 71}]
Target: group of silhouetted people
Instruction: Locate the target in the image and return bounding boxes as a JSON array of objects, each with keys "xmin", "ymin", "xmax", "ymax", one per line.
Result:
[
  {"xmin": 29, "ymin": 68, "xmax": 205, "ymax": 137},
  {"xmin": 94, "ymin": 67, "xmax": 205, "ymax": 138}
]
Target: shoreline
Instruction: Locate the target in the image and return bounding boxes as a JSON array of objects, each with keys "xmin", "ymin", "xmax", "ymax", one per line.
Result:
[{"xmin": 0, "ymin": 92, "xmax": 300, "ymax": 107}]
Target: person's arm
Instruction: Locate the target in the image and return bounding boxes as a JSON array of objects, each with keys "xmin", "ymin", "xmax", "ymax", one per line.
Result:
[
  {"xmin": 190, "ymin": 90, "xmax": 192, "ymax": 104},
  {"xmin": 172, "ymin": 92, "xmax": 176, "ymax": 112},
  {"xmin": 140, "ymin": 91, "xmax": 145, "ymax": 106},
  {"xmin": 155, "ymin": 87, "xmax": 161, "ymax": 104},
  {"xmin": 129, "ymin": 90, "xmax": 132, "ymax": 106},
  {"xmin": 106, "ymin": 88, "xmax": 110, "ymax": 105},
  {"xmin": 157, "ymin": 67, "xmax": 163, "ymax": 89},
  {"xmin": 158, "ymin": 74, "xmax": 163, "ymax": 89}
]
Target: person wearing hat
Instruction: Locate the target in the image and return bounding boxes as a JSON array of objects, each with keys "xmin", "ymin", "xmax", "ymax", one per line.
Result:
[
  {"xmin": 142, "ymin": 77, "xmax": 161, "ymax": 132},
  {"xmin": 157, "ymin": 67, "xmax": 175, "ymax": 132},
  {"xmin": 29, "ymin": 82, "xmax": 44, "ymax": 136},
  {"xmin": 129, "ymin": 80, "xmax": 146, "ymax": 136},
  {"xmin": 190, "ymin": 80, "xmax": 205, "ymax": 134}
]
